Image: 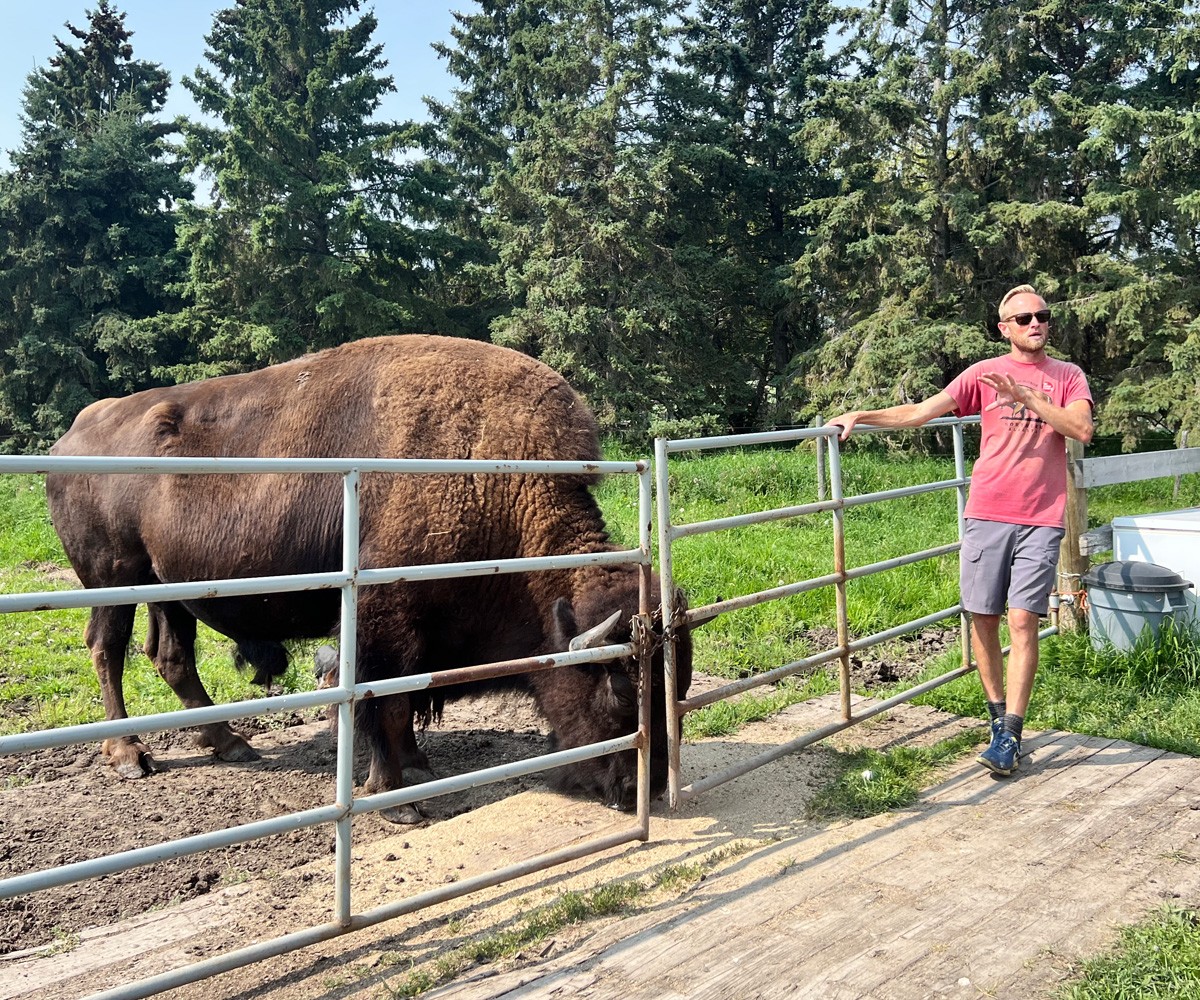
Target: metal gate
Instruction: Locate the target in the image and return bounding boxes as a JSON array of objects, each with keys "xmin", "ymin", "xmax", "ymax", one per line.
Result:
[
  {"xmin": 655, "ymin": 418, "xmax": 1059, "ymax": 808},
  {"xmin": 0, "ymin": 453, "xmax": 655, "ymax": 1000}
]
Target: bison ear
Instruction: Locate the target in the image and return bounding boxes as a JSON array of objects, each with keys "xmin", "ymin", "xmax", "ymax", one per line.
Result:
[{"xmin": 551, "ymin": 597, "xmax": 578, "ymax": 651}]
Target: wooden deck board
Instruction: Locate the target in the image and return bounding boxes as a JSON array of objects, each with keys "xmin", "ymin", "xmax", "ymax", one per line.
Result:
[{"xmin": 438, "ymin": 724, "xmax": 1200, "ymax": 1000}]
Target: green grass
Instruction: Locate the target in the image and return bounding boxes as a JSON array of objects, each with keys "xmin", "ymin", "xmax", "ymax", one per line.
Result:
[
  {"xmin": 805, "ymin": 728, "xmax": 986, "ymax": 821},
  {"xmin": 902, "ymin": 623, "xmax": 1200, "ymax": 759},
  {"xmin": 7, "ymin": 450, "xmax": 1200, "ymax": 745},
  {"xmin": 683, "ymin": 674, "xmax": 837, "ymax": 741},
  {"xmin": 1058, "ymin": 906, "xmax": 1200, "ymax": 1000},
  {"xmin": 4, "ymin": 451, "xmax": 1200, "ymax": 992},
  {"xmin": 0, "ymin": 514, "xmax": 320, "ymax": 736}
]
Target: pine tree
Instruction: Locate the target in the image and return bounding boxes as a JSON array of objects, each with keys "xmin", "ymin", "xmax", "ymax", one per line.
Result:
[
  {"xmin": 1000, "ymin": 0, "xmax": 1200, "ymax": 444},
  {"xmin": 793, "ymin": 0, "xmax": 1002, "ymax": 426},
  {"xmin": 796, "ymin": 0, "xmax": 1200, "ymax": 446},
  {"xmin": 0, "ymin": 1, "xmax": 189, "ymax": 450},
  {"xmin": 162, "ymin": 0, "xmax": 430, "ymax": 374},
  {"xmin": 655, "ymin": 0, "xmax": 840, "ymax": 428}
]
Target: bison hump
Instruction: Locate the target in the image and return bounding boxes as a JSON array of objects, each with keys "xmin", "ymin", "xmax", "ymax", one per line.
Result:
[{"xmin": 143, "ymin": 401, "xmax": 184, "ymax": 442}]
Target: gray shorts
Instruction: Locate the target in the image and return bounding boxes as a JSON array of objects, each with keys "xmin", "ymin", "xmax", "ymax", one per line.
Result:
[{"xmin": 959, "ymin": 518, "xmax": 1065, "ymax": 616}]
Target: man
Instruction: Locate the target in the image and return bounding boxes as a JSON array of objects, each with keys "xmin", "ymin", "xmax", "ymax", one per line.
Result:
[{"xmin": 828, "ymin": 285, "xmax": 1093, "ymax": 776}]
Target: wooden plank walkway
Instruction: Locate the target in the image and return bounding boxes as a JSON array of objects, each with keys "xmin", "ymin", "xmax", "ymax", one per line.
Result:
[{"xmin": 435, "ymin": 728, "xmax": 1200, "ymax": 1000}]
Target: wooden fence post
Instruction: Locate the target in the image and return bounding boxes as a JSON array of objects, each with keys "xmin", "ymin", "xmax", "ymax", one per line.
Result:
[
  {"xmin": 1058, "ymin": 437, "xmax": 1089, "ymax": 632},
  {"xmin": 1175, "ymin": 429, "xmax": 1190, "ymax": 500}
]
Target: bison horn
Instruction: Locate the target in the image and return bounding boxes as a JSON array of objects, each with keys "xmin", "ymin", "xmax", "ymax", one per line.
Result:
[{"xmin": 568, "ymin": 609, "xmax": 624, "ymax": 651}]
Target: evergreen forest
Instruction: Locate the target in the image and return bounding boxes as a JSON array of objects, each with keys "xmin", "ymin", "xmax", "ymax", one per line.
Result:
[{"xmin": 1, "ymin": 0, "xmax": 1198, "ymax": 452}]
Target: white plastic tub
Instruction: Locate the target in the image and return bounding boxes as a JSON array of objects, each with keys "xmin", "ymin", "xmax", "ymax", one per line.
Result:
[{"xmin": 1111, "ymin": 507, "xmax": 1200, "ymax": 619}]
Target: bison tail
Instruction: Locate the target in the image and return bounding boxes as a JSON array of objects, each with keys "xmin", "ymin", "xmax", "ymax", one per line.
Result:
[{"xmin": 234, "ymin": 639, "xmax": 290, "ymax": 686}]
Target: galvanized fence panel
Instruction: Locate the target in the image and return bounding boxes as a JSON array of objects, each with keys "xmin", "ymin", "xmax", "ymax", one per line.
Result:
[
  {"xmin": 0, "ymin": 454, "xmax": 655, "ymax": 1000},
  {"xmin": 655, "ymin": 417, "xmax": 1058, "ymax": 808}
]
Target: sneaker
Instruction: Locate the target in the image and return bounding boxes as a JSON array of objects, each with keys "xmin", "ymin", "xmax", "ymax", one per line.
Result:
[
  {"xmin": 990, "ymin": 716, "xmax": 1003, "ymax": 738},
  {"xmin": 978, "ymin": 730, "xmax": 1021, "ymax": 776}
]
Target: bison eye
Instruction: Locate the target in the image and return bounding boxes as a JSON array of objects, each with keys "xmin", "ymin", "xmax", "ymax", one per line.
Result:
[{"xmin": 607, "ymin": 670, "xmax": 636, "ymax": 711}]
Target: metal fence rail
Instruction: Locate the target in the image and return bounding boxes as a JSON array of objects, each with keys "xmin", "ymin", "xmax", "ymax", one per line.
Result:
[{"xmin": 0, "ymin": 453, "xmax": 656, "ymax": 1000}]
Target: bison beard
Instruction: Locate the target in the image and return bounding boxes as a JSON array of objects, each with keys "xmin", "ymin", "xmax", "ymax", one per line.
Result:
[{"xmin": 46, "ymin": 335, "xmax": 694, "ymax": 823}]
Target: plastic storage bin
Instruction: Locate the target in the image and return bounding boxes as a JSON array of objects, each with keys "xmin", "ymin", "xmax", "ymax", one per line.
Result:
[
  {"xmin": 1113, "ymin": 507, "xmax": 1200, "ymax": 617},
  {"xmin": 1081, "ymin": 560, "xmax": 1193, "ymax": 652}
]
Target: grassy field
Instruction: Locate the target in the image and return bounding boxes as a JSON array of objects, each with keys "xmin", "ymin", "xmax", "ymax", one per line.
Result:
[{"xmin": 4, "ymin": 443, "xmax": 1200, "ymax": 739}]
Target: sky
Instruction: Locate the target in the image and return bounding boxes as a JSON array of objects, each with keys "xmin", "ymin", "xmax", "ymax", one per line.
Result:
[{"xmin": 0, "ymin": 1, "xmax": 465, "ymax": 169}]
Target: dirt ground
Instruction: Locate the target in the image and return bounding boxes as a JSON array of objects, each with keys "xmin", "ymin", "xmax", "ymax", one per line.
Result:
[{"xmin": 0, "ymin": 626, "xmax": 961, "ymax": 998}]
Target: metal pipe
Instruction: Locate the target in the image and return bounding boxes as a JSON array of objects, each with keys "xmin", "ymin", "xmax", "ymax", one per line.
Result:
[
  {"xmin": 1, "ymin": 805, "xmax": 344, "ymax": 900},
  {"xmin": 349, "ymin": 733, "xmax": 641, "ymax": 816},
  {"xmin": 0, "ymin": 548, "xmax": 646, "ymax": 615},
  {"xmin": 655, "ymin": 436, "xmax": 684, "ymax": 812},
  {"xmin": 661, "ymin": 415, "xmax": 977, "ymax": 456},
  {"xmin": 0, "ymin": 643, "xmax": 636, "ymax": 757},
  {"xmin": 680, "ymin": 647, "xmax": 846, "ymax": 711},
  {"xmin": 953, "ymin": 421, "xmax": 973, "ymax": 672},
  {"xmin": 679, "ymin": 606, "xmax": 961, "ymax": 713},
  {"xmin": 681, "ymin": 663, "xmax": 978, "ymax": 799},
  {"xmin": 636, "ymin": 464, "xmax": 653, "ymax": 839},
  {"xmin": 4, "ymin": 734, "xmax": 644, "ymax": 902},
  {"xmin": 335, "ymin": 469, "xmax": 360, "ymax": 926},
  {"xmin": 829, "ymin": 435, "xmax": 851, "ymax": 721},
  {"xmin": 680, "ymin": 544, "xmax": 959, "ymax": 626},
  {"xmin": 669, "ymin": 498, "xmax": 841, "ymax": 539}
]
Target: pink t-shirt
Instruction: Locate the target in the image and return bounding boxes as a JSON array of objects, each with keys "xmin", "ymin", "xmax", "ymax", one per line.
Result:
[{"xmin": 945, "ymin": 354, "xmax": 1092, "ymax": 528}]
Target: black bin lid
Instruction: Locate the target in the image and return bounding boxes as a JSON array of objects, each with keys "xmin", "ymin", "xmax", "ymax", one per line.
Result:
[{"xmin": 1082, "ymin": 560, "xmax": 1193, "ymax": 594}]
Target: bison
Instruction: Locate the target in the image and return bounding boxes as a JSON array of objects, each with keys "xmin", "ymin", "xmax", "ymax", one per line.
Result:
[{"xmin": 46, "ymin": 335, "xmax": 694, "ymax": 823}]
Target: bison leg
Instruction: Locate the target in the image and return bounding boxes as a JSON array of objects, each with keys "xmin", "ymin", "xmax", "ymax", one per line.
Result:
[
  {"xmin": 362, "ymin": 693, "xmax": 432, "ymax": 825},
  {"xmin": 145, "ymin": 602, "xmax": 259, "ymax": 763},
  {"xmin": 86, "ymin": 604, "xmax": 154, "ymax": 779}
]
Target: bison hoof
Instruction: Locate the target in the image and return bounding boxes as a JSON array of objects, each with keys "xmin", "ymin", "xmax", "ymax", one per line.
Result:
[
  {"xmin": 380, "ymin": 803, "xmax": 424, "ymax": 825},
  {"xmin": 103, "ymin": 739, "xmax": 158, "ymax": 779},
  {"xmin": 216, "ymin": 741, "xmax": 260, "ymax": 763},
  {"xmin": 113, "ymin": 757, "xmax": 155, "ymax": 780},
  {"xmin": 192, "ymin": 728, "xmax": 260, "ymax": 763}
]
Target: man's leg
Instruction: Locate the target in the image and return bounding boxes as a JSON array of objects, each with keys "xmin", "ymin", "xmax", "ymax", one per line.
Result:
[
  {"xmin": 1002, "ymin": 607, "xmax": 1042, "ymax": 717},
  {"xmin": 970, "ymin": 612, "xmax": 1004, "ymax": 703},
  {"xmin": 973, "ymin": 610, "xmax": 1025, "ymax": 776}
]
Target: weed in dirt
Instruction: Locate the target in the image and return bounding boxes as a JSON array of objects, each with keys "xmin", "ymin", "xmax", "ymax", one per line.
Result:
[
  {"xmin": 1057, "ymin": 905, "xmax": 1200, "ymax": 999},
  {"xmin": 377, "ymin": 841, "xmax": 759, "ymax": 997},
  {"xmin": 806, "ymin": 729, "xmax": 985, "ymax": 821},
  {"xmin": 650, "ymin": 840, "xmax": 758, "ymax": 892}
]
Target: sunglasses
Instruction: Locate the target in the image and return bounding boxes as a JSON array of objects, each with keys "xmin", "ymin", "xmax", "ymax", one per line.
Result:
[{"xmin": 1002, "ymin": 310, "xmax": 1052, "ymax": 327}]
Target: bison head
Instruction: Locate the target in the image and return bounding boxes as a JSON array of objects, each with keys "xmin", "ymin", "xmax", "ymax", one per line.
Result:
[{"xmin": 536, "ymin": 584, "xmax": 694, "ymax": 810}]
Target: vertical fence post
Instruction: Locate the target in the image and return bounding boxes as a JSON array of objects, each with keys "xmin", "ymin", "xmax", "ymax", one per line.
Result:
[
  {"xmin": 1176, "ymin": 430, "xmax": 1190, "ymax": 500},
  {"xmin": 1057, "ymin": 438, "xmax": 1089, "ymax": 633},
  {"xmin": 654, "ymin": 437, "xmax": 683, "ymax": 811},
  {"xmin": 815, "ymin": 415, "xmax": 827, "ymax": 502},
  {"xmin": 334, "ymin": 469, "xmax": 360, "ymax": 926},
  {"xmin": 952, "ymin": 421, "xmax": 972, "ymax": 672},
  {"xmin": 826, "ymin": 430, "xmax": 851, "ymax": 721},
  {"xmin": 635, "ymin": 461, "xmax": 653, "ymax": 839}
]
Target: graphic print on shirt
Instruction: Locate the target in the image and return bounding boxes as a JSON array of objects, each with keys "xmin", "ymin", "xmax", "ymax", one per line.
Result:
[{"xmin": 995, "ymin": 382, "xmax": 1053, "ymax": 432}]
